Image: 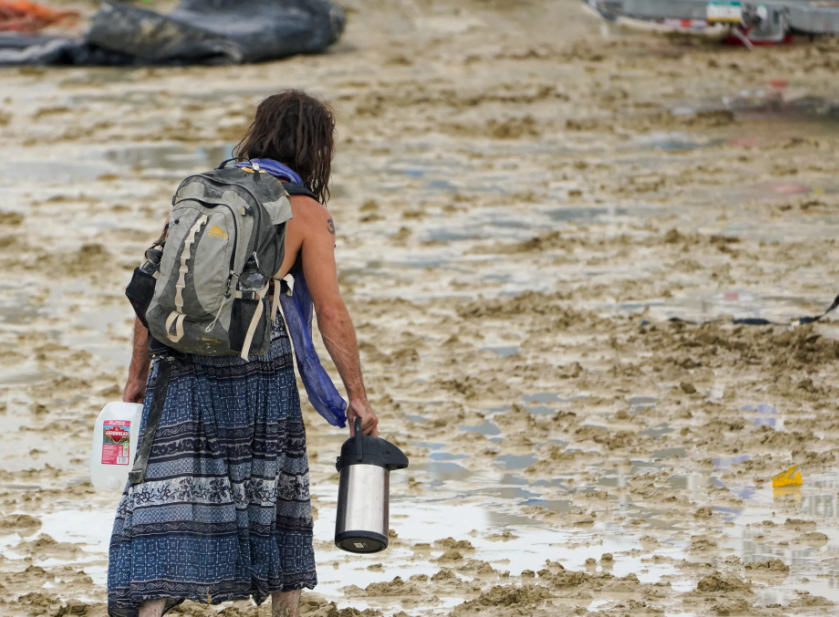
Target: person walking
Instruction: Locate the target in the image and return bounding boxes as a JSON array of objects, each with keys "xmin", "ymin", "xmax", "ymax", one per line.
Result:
[{"xmin": 110, "ymin": 90, "xmax": 378, "ymax": 617}]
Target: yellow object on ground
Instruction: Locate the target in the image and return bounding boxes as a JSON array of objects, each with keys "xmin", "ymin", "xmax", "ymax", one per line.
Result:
[{"xmin": 772, "ymin": 465, "xmax": 803, "ymax": 488}]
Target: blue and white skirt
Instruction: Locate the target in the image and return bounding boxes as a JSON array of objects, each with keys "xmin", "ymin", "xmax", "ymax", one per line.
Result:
[{"xmin": 107, "ymin": 317, "xmax": 316, "ymax": 617}]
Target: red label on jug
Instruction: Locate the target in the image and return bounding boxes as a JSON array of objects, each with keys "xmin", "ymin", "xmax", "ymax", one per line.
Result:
[{"xmin": 102, "ymin": 420, "xmax": 131, "ymax": 465}]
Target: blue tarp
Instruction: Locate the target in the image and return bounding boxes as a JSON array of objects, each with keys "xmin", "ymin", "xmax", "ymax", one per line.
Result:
[{"xmin": 0, "ymin": 0, "xmax": 344, "ymax": 66}]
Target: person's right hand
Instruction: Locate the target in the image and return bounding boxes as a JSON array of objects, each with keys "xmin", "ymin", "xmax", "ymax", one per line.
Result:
[
  {"xmin": 348, "ymin": 398, "xmax": 379, "ymax": 436},
  {"xmin": 123, "ymin": 377, "xmax": 147, "ymax": 404}
]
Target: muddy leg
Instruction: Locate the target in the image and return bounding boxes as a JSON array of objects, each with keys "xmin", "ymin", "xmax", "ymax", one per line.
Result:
[
  {"xmin": 138, "ymin": 599, "xmax": 166, "ymax": 617},
  {"xmin": 271, "ymin": 590, "xmax": 302, "ymax": 617}
]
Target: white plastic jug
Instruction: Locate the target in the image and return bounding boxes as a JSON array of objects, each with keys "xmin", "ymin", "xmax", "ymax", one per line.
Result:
[{"xmin": 89, "ymin": 402, "xmax": 143, "ymax": 491}]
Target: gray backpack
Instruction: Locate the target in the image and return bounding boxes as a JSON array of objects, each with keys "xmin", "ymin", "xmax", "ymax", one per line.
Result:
[{"xmin": 143, "ymin": 160, "xmax": 292, "ymax": 359}]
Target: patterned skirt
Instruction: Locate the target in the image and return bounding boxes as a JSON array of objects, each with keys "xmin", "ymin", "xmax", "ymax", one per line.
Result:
[{"xmin": 108, "ymin": 317, "xmax": 316, "ymax": 617}]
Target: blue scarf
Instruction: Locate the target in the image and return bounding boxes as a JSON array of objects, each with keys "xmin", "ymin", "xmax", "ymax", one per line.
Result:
[
  {"xmin": 238, "ymin": 158, "xmax": 347, "ymax": 428},
  {"xmin": 236, "ymin": 158, "xmax": 304, "ymax": 186}
]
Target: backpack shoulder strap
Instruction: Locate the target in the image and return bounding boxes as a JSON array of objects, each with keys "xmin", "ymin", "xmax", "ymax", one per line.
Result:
[{"xmin": 282, "ymin": 182, "xmax": 319, "ymax": 202}]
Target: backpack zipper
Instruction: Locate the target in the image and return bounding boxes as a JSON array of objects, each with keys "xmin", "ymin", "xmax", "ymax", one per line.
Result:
[{"xmin": 184, "ymin": 174, "xmax": 271, "ymax": 260}]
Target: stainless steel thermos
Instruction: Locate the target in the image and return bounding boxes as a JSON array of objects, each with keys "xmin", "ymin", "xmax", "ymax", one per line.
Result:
[{"xmin": 334, "ymin": 417, "xmax": 409, "ymax": 553}]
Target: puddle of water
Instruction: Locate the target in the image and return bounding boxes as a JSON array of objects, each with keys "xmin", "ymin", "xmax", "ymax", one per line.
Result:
[
  {"xmin": 471, "ymin": 486, "xmax": 543, "ymax": 500},
  {"xmin": 520, "ymin": 498, "xmax": 575, "ymax": 513},
  {"xmin": 653, "ymin": 447, "xmax": 688, "ymax": 460},
  {"xmin": 520, "ymin": 392, "xmax": 567, "ymax": 415},
  {"xmin": 460, "ymin": 419, "xmax": 501, "ymax": 437},
  {"xmin": 417, "ymin": 461, "xmax": 472, "ymax": 483},
  {"xmin": 741, "ymin": 403, "xmax": 784, "ymax": 430},
  {"xmin": 412, "ymin": 441, "xmax": 445, "ymax": 450},
  {"xmin": 7, "ymin": 142, "xmax": 236, "ymax": 188},
  {"xmin": 713, "ymin": 454, "xmax": 753, "ymax": 470},
  {"xmin": 639, "ymin": 423, "xmax": 673, "ymax": 440},
  {"xmin": 0, "ymin": 289, "xmax": 43, "ymax": 325},
  {"xmin": 481, "ymin": 345, "xmax": 519, "ymax": 358},
  {"xmin": 628, "ymin": 131, "xmax": 725, "ymax": 153},
  {"xmin": 312, "ymin": 495, "xmax": 685, "ymax": 602},
  {"xmin": 667, "ymin": 473, "xmax": 713, "ymax": 491},
  {"xmin": 494, "ymin": 454, "xmax": 537, "ymax": 471},
  {"xmin": 711, "ymin": 472, "xmax": 839, "ymax": 606},
  {"xmin": 628, "ymin": 395, "xmax": 658, "ymax": 413},
  {"xmin": 37, "ymin": 283, "xmax": 133, "ymax": 369},
  {"xmin": 428, "ymin": 451, "xmax": 468, "ymax": 462},
  {"xmin": 105, "ymin": 143, "xmax": 235, "ymax": 177},
  {"xmin": 24, "ymin": 446, "xmax": 837, "ymax": 613},
  {"xmin": 0, "ymin": 368, "xmax": 58, "ymax": 387},
  {"xmin": 523, "ymin": 392, "xmax": 561, "ymax": 404},
  {"xmin": 7, "ymin": 159, "xmax": 113, "ymax": 186}
]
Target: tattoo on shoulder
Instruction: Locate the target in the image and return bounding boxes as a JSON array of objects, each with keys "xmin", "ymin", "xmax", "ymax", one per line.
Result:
[{"xmin": 327, "ymin": 217, "xmax": 335, "ymax": 235}]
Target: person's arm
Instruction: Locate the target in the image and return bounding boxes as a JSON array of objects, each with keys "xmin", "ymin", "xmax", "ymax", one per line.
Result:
[
  {"xmin": 123, "ymin": 316, "xmax": 150, "ymax": 403},
  {"xmin": 122, "ymin": 217, "xmax": 168, "ymax": 403},
  {"xmin": 298, "ymin": 201, "xmax": 378, "ymax": 436}
]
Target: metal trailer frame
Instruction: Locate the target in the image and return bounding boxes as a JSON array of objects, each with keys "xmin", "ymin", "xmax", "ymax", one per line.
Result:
[
  {"xmin": 587, "ymin": 0, "xmax": 839, "ymax": 38},
  {"xmin": 785, "ymin": 1, "xmax": 839, "ymax": 34}
]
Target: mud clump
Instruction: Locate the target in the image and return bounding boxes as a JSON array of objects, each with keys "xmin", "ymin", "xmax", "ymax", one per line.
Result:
[
  {"xmin": 744, "ymin": 558, "xmax": 790, "ymax": 574},
  {"xmin": 696, "ymin": 573, "xmax": 752, "ymax": 594},
  {"xmin": 486, "ymin": 115, "xmax": 539, "ymax": 139},
  {"xmin": 364, "ymin": 576, "xmax": 421, "ymax": 597},
  {"xmin": 770, "ymin": 327, "xmax": 839, "ymax": 367},
  {"xmin": 566, "ymin": 109, "xmax": 736, "ymax": 134},
  {"xmin": 789, "ymin": 591, "xmax": 834, "ymax": 607},
  {"xmin": 680, "ymin": 381, "xmax": 697, "ymax": 394},
  {"xmin": 482, "ymin": 230, "xmax": 564, "ymax": 254},
  {"xmin": 301, "ymin": 601, "xmax": 384, "ymax": 617},
  {"xmin": 0, "ymin": 513, "xmax": 41, "ymax": 530},
  {"xmin": 56, "ymin": 600, "xmax": 93, "ymax": 616},
  {"xmin": 67, "ymin": 243, "xmax": 112, "ymax": 274},
  {"xmin": 450, "ymin": 584, "xmax": 553, "ymax": 614},
  {"xmin": 435, "ymin": 537, "xmax": 474, "ymax": 550},
  {"xmin": 690, "ymin": 536, "xmax": 717, "ymax": 552},
  {"xmin": 638, "ymin": 323, "xmax": 839, "ymax": 372},
  {"xmin": 432, "ymin": 569, "xmax": 457, "ymax": 582},
  {"xmin": 785, "ymin": 518, "xmax": 818, "ymax": 529},
  {"xmin": 538, "ymin": 569, "xmax": 592, "ymax": 588},
  {"xmin": 457, "ymin": 291, "xmax": 579, "ymax": 319},
  {"xmin": 0, "ymin": 211, "xmax": 23, "ymax": 226},
  {"xmin": 800, "ymin": 531, "xmax": 829, "ymax": 545},
  {"xmin": 711, "ymin": 598, "xmax": 752, "ymax": 615}
]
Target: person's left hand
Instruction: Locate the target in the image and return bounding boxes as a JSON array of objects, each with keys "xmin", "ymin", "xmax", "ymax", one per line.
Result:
[{"xmin": 347, "ymin": 398, "xmax": 379, "ymax": 437}]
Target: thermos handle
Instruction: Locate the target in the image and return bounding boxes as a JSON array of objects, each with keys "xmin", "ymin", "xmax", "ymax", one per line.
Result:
[{"xmin": 354, "ymin": 417, "xmax": 363, "ymax": 462}]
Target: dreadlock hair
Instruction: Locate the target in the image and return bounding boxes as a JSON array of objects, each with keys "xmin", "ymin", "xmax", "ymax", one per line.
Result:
[{"xmin": 235, "ymin": 90, "xmax": 336, "ymax": 204}]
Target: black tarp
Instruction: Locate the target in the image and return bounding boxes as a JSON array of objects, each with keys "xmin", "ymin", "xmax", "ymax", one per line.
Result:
[{"xmin": 0, "ymin": 0, "xmax": 345, "ymax": 66}]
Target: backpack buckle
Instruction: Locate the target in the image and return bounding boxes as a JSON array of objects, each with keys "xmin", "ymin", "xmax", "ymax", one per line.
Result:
[{"xmin": 225, "ymin": 271, "xmax": 238, "ymax": 297}]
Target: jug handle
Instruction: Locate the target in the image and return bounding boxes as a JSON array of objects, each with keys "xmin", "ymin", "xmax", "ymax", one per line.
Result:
[{"xmin": 354, "ymin": 417, "xmax": 364, "ymax": 462}]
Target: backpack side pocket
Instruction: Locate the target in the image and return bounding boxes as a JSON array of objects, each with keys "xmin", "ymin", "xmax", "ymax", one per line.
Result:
[
  {"xmin": 229, "ymin": 291, "xmax": 271, "ymax": 359},
  {"xmin": 125, "ymin": 267, "xmax": 156, "ymax": 328},
  {"xmin": 125, "ymin": 247, "xmax": 163, "ymax": 329}
]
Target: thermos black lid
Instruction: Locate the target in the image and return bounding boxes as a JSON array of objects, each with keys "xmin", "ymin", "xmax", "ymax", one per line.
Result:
[{"xmin": 336, "ymin": 418, "xmax": 409, "ymax": 471}]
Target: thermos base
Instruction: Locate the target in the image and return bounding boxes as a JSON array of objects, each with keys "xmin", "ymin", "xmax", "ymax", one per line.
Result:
[{"xmin": 335, "ymin": 530, "xmax": 389, "ymax": 554}]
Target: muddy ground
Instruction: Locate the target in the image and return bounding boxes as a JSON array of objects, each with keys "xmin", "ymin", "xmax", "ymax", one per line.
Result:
[{"xmin": 2, "ymin": 0, "xmax": 839, "ymax": 615}]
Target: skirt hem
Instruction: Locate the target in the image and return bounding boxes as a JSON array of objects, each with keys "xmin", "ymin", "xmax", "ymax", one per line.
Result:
[{"xmin": 108, "ymin": 578, "xmax": 318, "ymax": 617}]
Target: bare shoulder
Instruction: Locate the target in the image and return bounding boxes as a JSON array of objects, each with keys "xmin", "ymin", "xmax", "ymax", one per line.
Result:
[{"xmin": 289, "ymin": 194, "xmax": 335, "ymax": 236}]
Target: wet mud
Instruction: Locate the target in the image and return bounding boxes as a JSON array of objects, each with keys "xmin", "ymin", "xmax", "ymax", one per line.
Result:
[{"xmin": 3, "ymin": 0, "xmax": 839, "ymax": 615}]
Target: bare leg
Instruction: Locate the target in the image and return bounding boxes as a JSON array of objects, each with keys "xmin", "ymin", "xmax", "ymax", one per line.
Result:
[
  {"xmin": 271, "ymin": 590, "xmax": 302, "ymax": 617},
  {"xmin": 138, "ymin": 599, "xmax": 166, "ymax": 617}
]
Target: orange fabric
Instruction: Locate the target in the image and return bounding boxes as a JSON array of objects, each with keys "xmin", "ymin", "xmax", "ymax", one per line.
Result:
[{"xmin": 0, "ymin": 0, "xmax": 78, "ymax": 33}]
